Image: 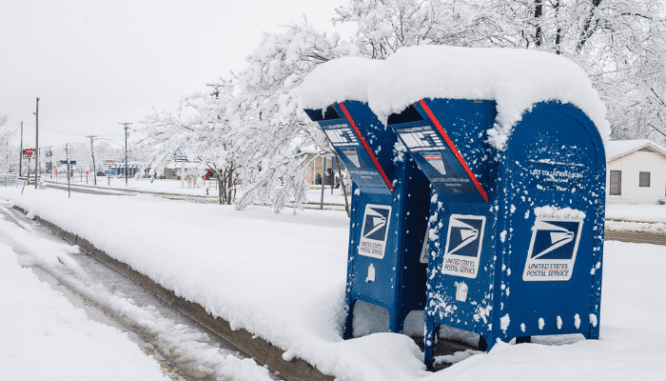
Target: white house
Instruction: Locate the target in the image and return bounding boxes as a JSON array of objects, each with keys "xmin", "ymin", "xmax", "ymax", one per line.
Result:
[{"xmin": 605, "ymin": 139, "xmax": 666, "ymax": 204}]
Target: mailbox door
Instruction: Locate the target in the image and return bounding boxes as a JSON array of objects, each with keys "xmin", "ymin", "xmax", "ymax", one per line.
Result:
[
  {"xmin": 498, "ymin": 102, "xmax": 606, "ymax": 340},
  {"xmin": 348, "ymin": 192, "xmax": 398, "ymax": 307},
  {"xmin": 336, "ymin": 101, "xmax": 397, "ymax": 192},
  {"xmin": 425, "ymin": 198, "xmax": 497, "ymax": 336},
  {"xmin": 387, "ymin": 99, "xmax": 498, "ymax": 204}
]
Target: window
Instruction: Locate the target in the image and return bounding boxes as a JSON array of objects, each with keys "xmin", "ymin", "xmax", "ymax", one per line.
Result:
[
  {"xmin": 610, "ymin": 170, "xmax": 622, "ymax": 195},
  {"xmin": 639, "ymin": 171, "xmax": 651, "ymax": 187}
]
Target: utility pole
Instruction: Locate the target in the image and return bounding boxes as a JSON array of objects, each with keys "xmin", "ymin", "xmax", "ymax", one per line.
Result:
[
  {"xmin": 19, "ymin": 121, "xmax": 23, "ymax": 177},
  {"xmin": 120, "ymin": 122, "xmax": 131, "ymax": 186},
  {"xmin": 320, "ymin": 156, "xmax": 327, "ymax": 210},
  {"xmin": 64, "ymin": 143, "xmax": 71, "ymax": 198},
  {"xmin": 34, "ymin": 97, "xmax": 39, "ymax": 189},
  {"xmin": 86, "ymin": 135, "xmax": 97, "ymax": 186}
]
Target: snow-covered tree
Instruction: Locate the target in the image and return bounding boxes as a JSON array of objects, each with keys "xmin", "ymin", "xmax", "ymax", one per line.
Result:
[
  {"xmin": 141, "ymin": 79, "xmax": 251, "ymax": 204},
  {"xmin": 0, "ymin": 115, "xmax": 15, "ymax": 173},
  {"xmin": 335, "ymin": 0, "xmax": 666, "ymax": 144},
  {"xmin": 334, "ymin": 0, "xmax": 511, "ymax": 57},
  {"xmin": 231, "ymin": 22, "xmax": 360, "ymax": 212}
]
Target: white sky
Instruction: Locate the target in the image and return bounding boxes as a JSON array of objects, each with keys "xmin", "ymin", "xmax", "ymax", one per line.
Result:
[{"xmin": 0, "ymin": 0, "xmax": 353, "ymax": 149}]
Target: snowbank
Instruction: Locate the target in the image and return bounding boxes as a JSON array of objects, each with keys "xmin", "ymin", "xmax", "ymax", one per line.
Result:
[
  {"xmin": 606, "ymin": 203, "xmax": 666, "ymax": 223},
  {"xmin": 0, "ymin": 226, "xmax": 169, "ymax": 381},
  {"xmin": 606, "ymin": 220, "xmax": 666, "ymax": 233},
  {"xmin": 299, "ymin": 57, "xmax": 381, "ymax": 111}
]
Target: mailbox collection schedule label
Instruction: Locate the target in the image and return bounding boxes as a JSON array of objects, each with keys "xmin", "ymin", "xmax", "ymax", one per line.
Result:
[
  {"xmin": 527, "ymin": 160, "xmax": 586, "ymax": 192},
  {"xmin": 323, "ymin": 124, "xmax": 358, "ymax": 147},
  {"xmin": 322, "ymin": 123, "xmax": 387, "ymax": 190},
  {"xmin": 396, "ymin": 125, "xmax": 479, "ymax": 196}
]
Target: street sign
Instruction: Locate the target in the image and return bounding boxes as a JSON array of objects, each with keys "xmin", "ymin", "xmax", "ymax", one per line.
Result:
[
  {"xmin": 23, "ymin": 148, "xmax": 34, "ymax": 158},
  {"xmin": 173, "ymin": 151, "xmax": 187, "ymax": 162}
]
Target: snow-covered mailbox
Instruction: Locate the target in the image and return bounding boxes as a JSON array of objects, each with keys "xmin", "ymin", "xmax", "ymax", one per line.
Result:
[
  {"xmin": 366, "ymin": 46, "xmax": 609, "ymax": 367},
  {"xmin": 300, "ymin": 58, "xmax": 431, "ymax": 337}
]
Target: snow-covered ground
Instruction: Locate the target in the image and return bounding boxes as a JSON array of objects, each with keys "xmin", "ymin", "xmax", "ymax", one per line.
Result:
[
  {"xmin": 606, "ymin": 203, "xmax": 666, "ymax": 223},
  {"xmin": 605, "ymin": 204, "xmax": 666, "ymax": 233},
  {"xmin": 1, "ymin": 186, "xmax": 665, "ymax": 380},
  {"xmin": 0, "ymin": 216, "xmax": 170, "ymax": 381}
]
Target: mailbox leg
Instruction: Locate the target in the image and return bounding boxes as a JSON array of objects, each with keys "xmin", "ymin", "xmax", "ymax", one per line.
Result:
[
  {"xmin": 515, "ymin": 336, "xmax": 531, "ymax": 344},
  {"xmin": 478, "ymin": 335, "xmax": 488, "ymax": 351},
  {"xmin": 424, "ymin": 314, "xmax": 436, "ymax": 370},
  {"xmin": 388, "ymin": 310, "xmax": 405, "ymax": 333},
  {"xmin": 483, "ymin": 331, "xmax": 505, "ymax": 352},
  {"xmin": 343, "ymin": 298, "xmax": 355, "ymax": 340}
]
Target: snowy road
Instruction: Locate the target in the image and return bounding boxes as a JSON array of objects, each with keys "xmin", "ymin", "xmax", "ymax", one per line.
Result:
[{"xmin": 0, "ymin": 204, "xmax": 276, "ymax": 381}]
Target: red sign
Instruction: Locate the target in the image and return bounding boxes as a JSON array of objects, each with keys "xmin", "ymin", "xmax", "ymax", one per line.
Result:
[
  {"xmin": 23, "ymin": 148, "xmax": 33, "ymax": 157},
  {"xmin": 85, "ymin": 171, "xmax": 90, "ymax": 175}
]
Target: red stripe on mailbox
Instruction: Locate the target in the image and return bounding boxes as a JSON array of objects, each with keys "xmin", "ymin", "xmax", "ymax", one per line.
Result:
[
  {"xmin": 419, "ymin": 99, "xmax": 488, "ymax": 203},
  {"xmin": 338, "ymin": 102, "xmax": 394, "ymax": 193}
]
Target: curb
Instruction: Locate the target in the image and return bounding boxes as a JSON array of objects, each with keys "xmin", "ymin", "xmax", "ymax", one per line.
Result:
[
  {"xmin": 18, "ymin": 207, "xmax": 335, "ymax": 381},
  {"xmin": 604, "ymin": 229, "xmax": 666, "ymax": 246}
]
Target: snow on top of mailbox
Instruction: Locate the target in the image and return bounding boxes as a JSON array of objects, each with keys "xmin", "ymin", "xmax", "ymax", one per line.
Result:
[
  {"xmin": 367, "ymin": 45, "xmax": 610, "ymax": 150},
  {"xmin": 299, "ymin": 57, "xmax": 381, "ymax": 110}
]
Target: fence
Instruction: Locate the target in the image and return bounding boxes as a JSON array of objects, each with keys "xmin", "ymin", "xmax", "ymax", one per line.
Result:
[{"xmin": 0, "ymin": 174, "xmax": 18, "ymax": 187}]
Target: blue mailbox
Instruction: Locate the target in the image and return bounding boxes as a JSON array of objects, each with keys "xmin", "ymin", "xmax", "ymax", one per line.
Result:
[
  {"xmin": 304, "ymin": 100, "xmax": 431, "ymax": 337},
  {"xmin": 386, "ymin": 98, "xmax": 606, "ymax": 368}
]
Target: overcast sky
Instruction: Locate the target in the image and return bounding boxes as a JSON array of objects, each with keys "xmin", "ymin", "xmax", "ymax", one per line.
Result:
[{"xmin": 0, "ymin": 0, "xmax": 352, "ymax": 151}]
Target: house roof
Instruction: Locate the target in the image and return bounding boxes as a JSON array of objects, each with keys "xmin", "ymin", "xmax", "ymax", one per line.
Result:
[{"xmin": 606, "ymin": 139, "xmax": 666, "ymax": 162}]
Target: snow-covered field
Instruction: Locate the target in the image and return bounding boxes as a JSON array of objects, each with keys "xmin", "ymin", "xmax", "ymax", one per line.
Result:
[{"xmin": 1, "ymin": 186, "xmax": 665, "ymax": 380}]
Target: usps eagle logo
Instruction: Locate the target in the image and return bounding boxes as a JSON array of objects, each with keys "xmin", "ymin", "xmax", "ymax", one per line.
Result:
[
  {"xmin": 523, "ymin": 218, "xmax": 583, "ymax": 281},
  {"xmin": 441, "ymin": 215, "xmax": 486, "ymax": 279},
  {"xmin": 358, "ymin": 204, "xmax": 392, "ymax": 259}
]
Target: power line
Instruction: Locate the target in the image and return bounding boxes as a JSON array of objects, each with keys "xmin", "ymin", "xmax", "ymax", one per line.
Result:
[
  {"xmin": 21, "ymin": 124, "xmax": 129, "ymax": 138},
  {"xmin": 95, "ymin": 137, "xmax": 123, "ymax": 145},
  {"xmin": 39, "ymin": 126, "xmax": 90, "ymax": 136}
]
